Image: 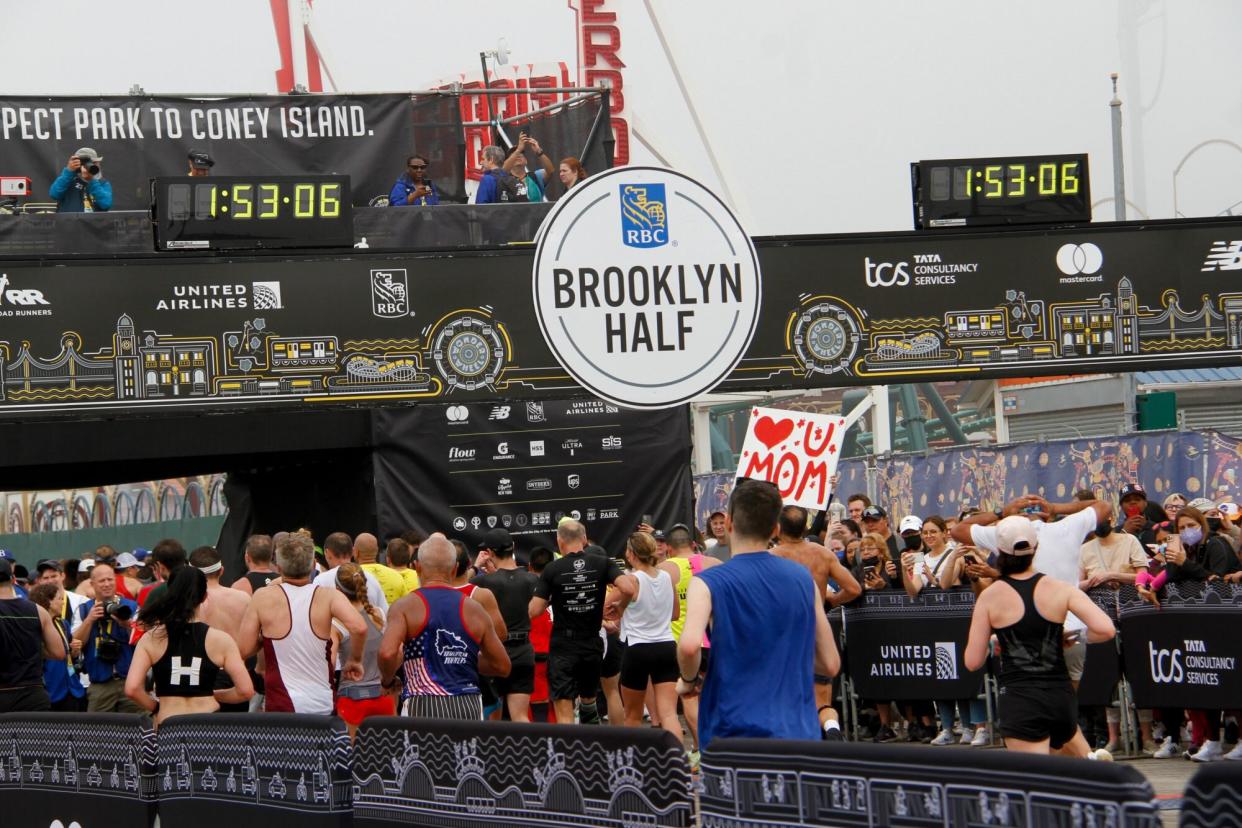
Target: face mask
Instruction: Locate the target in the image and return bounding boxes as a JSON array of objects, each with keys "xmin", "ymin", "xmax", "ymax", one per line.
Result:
[
  {"xmin": 1095, "ymin": 521, "xmax": 1113, "ymax": 538},
  {"xmin": 903, "ymin": 534, "xmax": 923, "ymax": 551},
  {"xmin": 1207, "ymin": 518, "xmax": 1223, "ymax": 533},
  {"xmin": 1179, "ymin": 526, "xmax": 1204, "ymax": 547}
]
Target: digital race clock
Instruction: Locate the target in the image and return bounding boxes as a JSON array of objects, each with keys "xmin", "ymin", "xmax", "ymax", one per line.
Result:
[
  {"xmin": 151, "ymin": 175, "xmax": 353, "ymax": 250},
  {"xmin": 911, "ymin": 154, "xmax": 1090, "ymax": 229}
]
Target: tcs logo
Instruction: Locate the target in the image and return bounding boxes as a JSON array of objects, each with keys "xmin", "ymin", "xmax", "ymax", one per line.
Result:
[
  {"xmin": 1149, "ymin": 642, "xmax": 1184, "ymax": 684},
  {"xmin": 864, "ymin": 257, "xmax": 910, "ymax": 287}
]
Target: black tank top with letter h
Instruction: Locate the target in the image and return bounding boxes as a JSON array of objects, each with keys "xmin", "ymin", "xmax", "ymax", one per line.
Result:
[
  {"xmin": 995, "ymin": 574, "xmax": 1068, "ymax": 686},
  {"xmin": 152, "ymin": 622, "xmax": 220, "ymax": 698}
]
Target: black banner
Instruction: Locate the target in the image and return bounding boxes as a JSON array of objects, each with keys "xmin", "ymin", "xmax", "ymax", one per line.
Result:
[
  {"xmin": 701, "ymin": 737, "xmax": 1159, "ymax": 827},
  {"xmin": 0, "ymin": 94, "xmax": 416, "ymax": 209},
  {"xmin": 2, "ymin": 217, "xmax": 1242, "ymax": 421},
  {"xmin": 843, "ymin": 589, "xmax": 984, "ymax": 701},
  {"xmin": 352, "ymin": 717, "xmax": 695, "ymax": 828},
  {"xmin": 1117, "ymin": 582, "xmax": 1242, "ymax": 710},
  {"xmin": 0, "ymin": 712, "xmax": 158, "ymax": 828},
  {"xmin": 373, "ymin": 400, "xmax": 691, "ymax": 554},
  {"xmin": 153, "ymin": 713, "xmax": 352, "ymax": 828}
]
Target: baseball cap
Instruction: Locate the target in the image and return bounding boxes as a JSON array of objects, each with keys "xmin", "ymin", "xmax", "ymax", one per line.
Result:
[
  {"xmin": 79, "ymin": 558, "xmax": 97, "ymax": 573},
  {"xmin": 1187, "ymin": 497, "xmax": 1216, "ymax": 513},
  {"xmin": 73, "ymin": 147, "xmax": 103, "ymax": 162},
  {"xmin": 861, "ymin": 506, "xmax": 887, "ymax": 521},
  {"xmin": 187, "ymin": 149, "xmax": 215, "ymax": 168},
  {"xmin": 996, "ymin": 515, "xmax": 1039, "ymax": 556},
  {"xmin": 1119, "ymin": 482, "xmax": 1147, "ymax": 500},
  {"xmin": 0, "ymin": 558, "xmax": 10, "ymax": 582},
  {"xmin": 35, "ymin": 559, "xmax": 63, "ymax": 573},
  {"xmin": 898, "ymin": 515, "xmax": 923, "ymax": 534},
  {"xmin": 652, "ymin": 530, "xmax": 666, "ymax": 541},
  {"xmin": 114, "ymin": 552, "xmax": 141, "ymax": 569},
  {"xmin": 478, "ymin": 528, "xmax": 513, "ymax": 552},
  {"xmin": 708, "ymin": 510, "xmax": 725, "ymax": 519},
  {"xmin": 131, "ymin": 548, "xmax": 150, "ymax": 562}
]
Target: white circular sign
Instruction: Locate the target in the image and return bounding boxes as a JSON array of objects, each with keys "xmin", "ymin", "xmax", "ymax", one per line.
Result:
[{"xmin": 533, "ymin": 166, "xmax": 761, "ymax": 409}]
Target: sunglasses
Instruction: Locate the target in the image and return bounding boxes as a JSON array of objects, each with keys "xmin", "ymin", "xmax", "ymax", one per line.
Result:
[{"xmin": 408, "ymin": 164, "xmax": 426, "ymax": 170}]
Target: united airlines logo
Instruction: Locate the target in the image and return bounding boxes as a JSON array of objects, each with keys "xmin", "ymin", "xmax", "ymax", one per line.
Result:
[
  {"xmin": 619, "ymin": 184, "xmax": 668, "ymax": 248},
  {"xmin": 934, "ymin": 642, "xmax": 958, "ymax": 680}
]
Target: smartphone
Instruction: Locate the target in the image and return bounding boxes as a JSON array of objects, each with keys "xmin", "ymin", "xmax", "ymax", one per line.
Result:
[
  {"xmin": 642, "ymin": 514, "xmax": 654, "ymax": 526},
  {"xmin": 1124, "ymin": 503, "xmax": 1142, "ymax": 519},
  {"xmin": 912, "ymin": 552, "xmax": 926, "ymax": 567},
  {"xmin": 828, "ymin": 501, "xmax": 847, "ymax": 522},
  {"xmin": 961, "ymin": 554, "xmax": 979, "ymax": 566},
  {"xmin": 1220, "ymin": 502, "xmax": 1240, "ymax": 518},
  {"xmin": 1021, "ymin": 505, "xmax": 1040, "ymax": 515},
  {"xmin": 1145, "ymin": 543, "xmax": 1167, "ymax": 558},
  {"xmin": 862, "ymin": 564, "xmax": 877, "ymax": 577}
]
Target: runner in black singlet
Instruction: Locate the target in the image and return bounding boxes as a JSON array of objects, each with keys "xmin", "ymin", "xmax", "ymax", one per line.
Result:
[{"xmin": 965, "ymin": 516, "xmax": 1115, "ymax": 755}]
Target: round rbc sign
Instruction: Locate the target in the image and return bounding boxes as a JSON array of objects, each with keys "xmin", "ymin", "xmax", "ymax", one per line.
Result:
[{"xmin": 533, "ymin": 166, "xmax": 761, "ymax": 409}]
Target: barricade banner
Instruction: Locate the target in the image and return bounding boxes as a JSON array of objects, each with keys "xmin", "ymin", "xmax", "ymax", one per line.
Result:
[
  {"xmin": 700, "ymin": 737, "xmax": 1159, "ymax": 827},
  {"xmin": 842, "ymin": 589, "xmax": 984, "ymax": 701},
  {"xmin": 1181, "ymin": 762, "xmax": 1242, "ymax": 828},
  {"xmin": 0, "ymin": 712, "xmax": 157, "ymax": 828},
  {"xmin": 352, "ymin": 717, "xmax": 695, "ymax": 828},
  {"xmin": 153, "ymin": 713, "xmax": 352, "ymax": 828},
  {"xmin": 1117, "ymin": 582, "xmax": 1242, "ymax": 710},
  {"xmin": 1076, "ymin": 586, "xmax": 1123, "ymax": 706},
  {"xmin": 0, "ymin": 94, "xmax": 417, "ymax": 210}
]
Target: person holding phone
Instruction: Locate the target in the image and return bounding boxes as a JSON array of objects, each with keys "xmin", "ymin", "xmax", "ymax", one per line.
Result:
[{"xmin": 965, "ymin": 517, "xmax": 1116, "ymax": 757}]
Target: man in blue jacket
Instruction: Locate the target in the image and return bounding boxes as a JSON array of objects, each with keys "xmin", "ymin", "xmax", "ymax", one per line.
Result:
[
  {"xmin": 49, "ymin": 147, "xmax": 113, "ymax": 213},
  {"xmin": 389, "ymin": 154, "xmax": 440, "ymax": 206},
  {"xmin": 474, "ymin": 145, "xmax": 518, "ymax": 204}
]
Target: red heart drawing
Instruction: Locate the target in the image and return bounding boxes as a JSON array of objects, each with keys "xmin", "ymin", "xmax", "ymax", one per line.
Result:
[{"xmin": 753, "ymin": 415, "xmax": 795, "ymax": 450}]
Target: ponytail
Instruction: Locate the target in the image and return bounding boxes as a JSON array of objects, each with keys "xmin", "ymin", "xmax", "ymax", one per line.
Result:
[
  {"xmin": 336, "ymin": 563, "xmax": 384, "ymax": 628},
  {"xmin": 138, "ymin": 566, "xmax": 206, "ymax": 633}
]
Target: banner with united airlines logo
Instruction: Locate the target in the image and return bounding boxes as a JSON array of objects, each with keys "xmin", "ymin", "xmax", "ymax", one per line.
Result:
[{"xmin": 372, "ymin": 398, "xmax": 691, "ymax": 554}]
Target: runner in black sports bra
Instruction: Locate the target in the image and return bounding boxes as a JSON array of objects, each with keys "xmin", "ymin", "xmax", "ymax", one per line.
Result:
[{"xmin": 151, "ymin": 622, "xmax": 221, "ymax": 698}]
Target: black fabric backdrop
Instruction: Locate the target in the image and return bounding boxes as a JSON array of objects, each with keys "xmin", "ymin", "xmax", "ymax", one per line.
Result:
[
  {"xmin": 373, "ymin": 401, "xmax": 691, "ymax": 556},
  {"xmin": 496, "ymin": 94, "xmax": 611, "ymax": 203},
  {"xmin": 352, "ymin": 717, "xmax": 694, "ymax": 828},
  {"xmin": 0, "ymin": 94, "xmax": 416, "ymax": 209},
  {"xmin": 407, "ymin": 94, "xmax": 466, "ymax": 205},
  {"xmin": 843, "ymin": 588, "xmax": 984, "ymax": 701}
]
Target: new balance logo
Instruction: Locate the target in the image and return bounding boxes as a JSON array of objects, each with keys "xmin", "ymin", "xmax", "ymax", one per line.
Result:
[
  {"xmin": 169, "ymin": 656, "xmax": 202, "ymax": 686},
  {"xmin": 1202, "ymin": 240, "xmax": 1242, "ymax": 272}
]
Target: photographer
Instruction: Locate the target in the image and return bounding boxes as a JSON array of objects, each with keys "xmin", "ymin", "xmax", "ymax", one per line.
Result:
[
  {"xmin": 73, "ymin": 562, "xmax": 142, "ymax": 713},
  {"xmin": 49, "ymin": 147, "xmax": 113, "ymax": 213}
]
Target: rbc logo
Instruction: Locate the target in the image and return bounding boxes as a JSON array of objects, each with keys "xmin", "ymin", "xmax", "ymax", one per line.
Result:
[{"xmin": 620, "ymin": 184, "xmax": 668, "ymax": 248}]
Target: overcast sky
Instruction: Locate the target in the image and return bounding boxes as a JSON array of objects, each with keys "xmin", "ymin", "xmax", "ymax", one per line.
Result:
[{"xmin": 2, "ymin": 0, "xmax": 1239, "ymax": 234}]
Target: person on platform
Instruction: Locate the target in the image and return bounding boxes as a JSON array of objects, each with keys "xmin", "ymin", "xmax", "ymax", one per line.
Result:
[
  {"xmin": 677, "ymin": 480, "xmax": 839, "ymax": 749},
  {"xmin": 474, "ymin": 145, "xmax": 518, "ymax": 204},
  {"xmin": 0, "ymin": 560, "xmax": 66, "ymax": 713},
  {"xmin": 388, "ymin": 154, "xmax": 440, "ymax": 206},
  {"xmin": 502, "ymin": 133, "xmax": 555, "ymax": 202},
  {"xmin": 965, "ymin": 516, "xmax": 1115, "ymax": 756},
  {"xmin": 231, "ymin": 534, "xmax": 279, "ymax": 595},
  {"xmin": 472, "ymin": 528, "xmax": 539, "ymax": 722},
  {"xmin": 379, "ymin": 534, "xmax": 510, "ymax": 720},
  {"xmin": 187, "ymin": 149, "xmax": 214, "ymax": 177},
  {"xmin": 125, "ymin": 567, "xmax": 253, "ymax": 727},
  {"xmin": 772, "ymin": 505, "xmax": 861, "ymax": 740},
  {"xmin": 558, "ymin": 156, "xmax": 587, "ymax": 191},
  {"xmin": 529, "ymin": 519, "xmax": 635, "ymax": 725},
  {"xmin": 50, "ymin": 147, "xmax": 112, "ymax": 213},
  {"xmin": 314, "ymin": 532, "xmax": 389, "ymax": 612},
  {"xmin": 73, "ymin": 562, "xmax": 143, "ymax": 713},
  {"xmin": 28, "ymin": 583, "xmax": 86, "ymax": 711},
  {"xmin": 238, "ymin": 534, "xmax": 367, "ymax": 714},
  {"xmin": 332, "ymin": 564, "xmax": 392, "ymax": 738}
]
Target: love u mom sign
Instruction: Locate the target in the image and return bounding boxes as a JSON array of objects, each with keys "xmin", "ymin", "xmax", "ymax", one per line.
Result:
[{"xmin": 736, "ymin": 406, "xmax": 846, "ymax": 509}]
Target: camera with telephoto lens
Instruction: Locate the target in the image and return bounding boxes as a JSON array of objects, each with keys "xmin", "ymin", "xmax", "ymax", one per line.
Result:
[
  {"xmin": 94, "ymin": 636, "xmax": 122, "ymax": 664},
  {"xmin": 77, "ymin": 156, "xmax": 100, "ymax": 176},
  {"xmin": 101, "ymin": 598, "xmax": 132, "ymax": 621}
]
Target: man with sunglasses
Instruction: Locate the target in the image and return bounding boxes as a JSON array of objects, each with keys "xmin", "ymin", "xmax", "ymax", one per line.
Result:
[{"xmin": 389, "ymin": 154, "xmax": 440, "ymax": 206}]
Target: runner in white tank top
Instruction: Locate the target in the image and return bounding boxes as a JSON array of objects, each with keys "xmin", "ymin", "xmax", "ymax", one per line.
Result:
[
  {"xmin": 621, "ymin": 569, "xmax": 675, "ymax": 644},
  {"xmin": 262, "ymin": 583, "xmax": 333, "ymax": 714}
]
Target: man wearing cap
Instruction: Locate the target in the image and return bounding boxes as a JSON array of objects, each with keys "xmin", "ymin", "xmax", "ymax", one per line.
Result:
[
  {"xmin": 0, "ymin": 551, "xmax": 26, "ymax": 599},
  {"xmin": 1117, "ymin": 483, "xmax": 1157, "ymax": 545},
  {"xmin": 860, "ymin": 506, "xmax": 900, "ymax": 560},
  {"xmin": 50, "ymin": 148, "xmax": 113, "ymax": 212},
  {"xmin": 472, "ymin": 528, "xmax": 540, "ymax": 722},
  {"xmin": 705, "ymin": 511, "xmax": 731, "ymax": 562},
  {"xmin": 0, "ymin": 558, "xmax": 67, "ymax": 713},
  {"xmin": 187, "ymin": 149, "xmax": 214, "ymax": 176}
]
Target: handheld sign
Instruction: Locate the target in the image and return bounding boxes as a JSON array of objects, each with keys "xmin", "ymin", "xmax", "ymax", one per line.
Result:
[{"xmin": 736, "ymin": 406, "xmax": 845, "ymax": 509}]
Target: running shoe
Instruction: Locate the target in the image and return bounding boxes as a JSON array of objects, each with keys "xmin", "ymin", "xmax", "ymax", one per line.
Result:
[
  {"xmin": 959, "ymin": 727, "xmax": 975, "ymax": 745},
  {"xmin": 822, "ymin": 727, "xmax": 844, "ymax": 742},
  {"xmin": 930, "ymin": 729, "xmax": 955, "ymax": 746},
  {"xmin": 1151, "ymin": 737, "xmax": 1178, "ymax": 759},
  {"xmin": 1223, "ymin": 742, "xmax": 1242, "ymax": 761},
  {"xmin": 970, "ymin": 727, "xmax": 990, "ymax": 747},
  {"xmin": 1190, "ymin": 741, "xmax": 1223, "ymax": 762},
  {"xmin": 876, "ymin": 726, "xmax": 900, "ymax": 743},
  {"xmin": 1088, "ymin": 748, "xmax": 1113, "ymax": 762}
]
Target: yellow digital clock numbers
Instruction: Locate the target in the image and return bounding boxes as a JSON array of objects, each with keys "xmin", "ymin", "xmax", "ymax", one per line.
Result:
[
  {"xmin": 912, "ymin": 154, "xmax": 1091, "ymax": 228},
  {"xmin": 958, "ymin": 162, "xmax": 1080, "ymax": 200},
  {"xmin": 209, "ymin": 182, "xmax": 342, "ymax": 220}
]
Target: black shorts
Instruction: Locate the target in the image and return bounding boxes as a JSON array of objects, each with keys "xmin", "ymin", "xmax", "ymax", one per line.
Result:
[
  {"xmin": 619, "ymin": 641, "xmax": 679, "ymax": 691},
  {"xmin": 998, "ymin": 682, "xmax": 1078, "ymax": 749},
  {"xmin": 493, "ymin": 661, "xmax": 535, "ymax": 697},
  {"xmin": 548, "ymin": 637, "xmax": 604, "ymax": 701},
  {"xmin": 601, "ymin": 632, "xmax": 623, "ymax": 679}
]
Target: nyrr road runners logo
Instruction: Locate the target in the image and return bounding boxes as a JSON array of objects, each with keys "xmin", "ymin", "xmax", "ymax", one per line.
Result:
[
  {"xmin": 0, "ymin": 272, "xmax": 51, "ymax": 316},
  {"xmin": 620, "ymin": 184, "xmax": 667, "ymax": 248},
  {"xmin": 532, "ymin": 166, "xmax": 761, "ymax": 409},
  {"xmin": 371, "ymin": 269, "xmax": 409, "ymax": 318}
]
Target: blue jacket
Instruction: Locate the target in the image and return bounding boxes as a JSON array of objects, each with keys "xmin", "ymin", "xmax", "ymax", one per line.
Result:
[
  {"xmin": 389, "ymin": 174, "xmax": 440, "ymax": 207},
  {"xmin": 77, "ymin": 597, "xmax": 137, "ymax": 682},
  {"xmin": 44, "ymin": 616, "xmax": 85, "ymax": 703},
  {"xmin": 475, "ymin": 168, "xmax": 516, "ymax": 204},
  {"xmin": 49, "ymin": 167, "xmax": 113, "ymax": 212}
]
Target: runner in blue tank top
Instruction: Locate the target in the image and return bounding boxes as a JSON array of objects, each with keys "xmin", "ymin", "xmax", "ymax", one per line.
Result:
[
  {"xmin": 677, "ymin": 480, "xmax": 840, "ymax": 749},
  {"xmin": 380, "ymin": 534, "xmax": 510, "ymax": 720}
]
